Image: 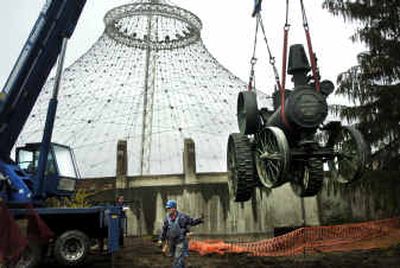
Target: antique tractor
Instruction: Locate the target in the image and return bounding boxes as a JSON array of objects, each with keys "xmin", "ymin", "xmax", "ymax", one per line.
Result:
[{"xmin": 227, "ymin": 44, "xmax": 369, "ymax": 202}]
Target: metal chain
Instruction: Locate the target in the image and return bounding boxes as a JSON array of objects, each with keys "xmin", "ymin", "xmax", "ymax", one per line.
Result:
[
  {"xmin": 248, "ymin": 17, "xmax": 260, "ymax": 91},
  {"xmin": 279, "ymin": 0, "xmax": 290, "ymax": 127},
  {"xmin": 300, "ymin": 0, "xmax": 309, "ymax": 29},
  {"xmin": 257, "ymin": 14, "xmax": 282, "ymax": 92},
  {"xmin": 281, "ymin": 0, "xmax": 290, "ymax": 91},
  {"xmin": 300, "ymin": 0, "xmax": 321, "ymax": 92}
]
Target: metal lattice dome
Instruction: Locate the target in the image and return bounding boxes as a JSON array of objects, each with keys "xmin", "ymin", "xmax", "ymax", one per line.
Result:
[{"xmin": 17, "ymin": 0, "xmax": 268, "ymax": 177}]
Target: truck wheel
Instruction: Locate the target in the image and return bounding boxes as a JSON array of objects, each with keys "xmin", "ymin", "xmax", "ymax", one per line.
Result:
[
  {"xmin": 54, "ymin": 230, "xmax": 89, "ymax": 266},
  {"xmin": 15, "ymin": 242, "xmax": 42, "ymax": 268}
]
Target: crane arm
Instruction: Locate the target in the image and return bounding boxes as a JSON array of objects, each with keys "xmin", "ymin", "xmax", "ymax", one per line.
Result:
[{"xmin": 0, "ymin": 0, "xmax": 86, "ymax": 160}]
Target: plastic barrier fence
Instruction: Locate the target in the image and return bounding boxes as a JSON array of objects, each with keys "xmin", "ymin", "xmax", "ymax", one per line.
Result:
[{"xmin": 189, "ymin": 217, "xmax": 400, "ymax": 256}]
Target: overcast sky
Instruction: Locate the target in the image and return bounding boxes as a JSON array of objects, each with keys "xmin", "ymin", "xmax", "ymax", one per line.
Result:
[{"xmin": 0, "ymin": 0, "xmax": 365, "ymax": 98}]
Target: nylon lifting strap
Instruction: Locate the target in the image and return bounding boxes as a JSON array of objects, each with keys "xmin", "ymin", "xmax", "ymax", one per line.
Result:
[
  {"xmin": 300, "ymin": 0, "xmax": 320, "ymax": 92},
  {"xmin": 280, "ymin": 0, "xmax": 290, "ymax": 126},
  {"xmin": 281, "ymin": 0, "xmax": 290, "ymax": 92},
  {"xmin": 258, "ymin": 11, "xmax": 290, "ymax": 127}
]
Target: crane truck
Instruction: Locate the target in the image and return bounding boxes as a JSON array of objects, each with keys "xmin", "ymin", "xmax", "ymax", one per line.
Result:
[{"xmin": 0, "ymin": 1, "xmax": 125, "ymax": 267}]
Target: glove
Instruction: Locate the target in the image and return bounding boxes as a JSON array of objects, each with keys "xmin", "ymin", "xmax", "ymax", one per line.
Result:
[{"xmin": 162, "ymin": 242, "xmax": 170, "ymax": 256}]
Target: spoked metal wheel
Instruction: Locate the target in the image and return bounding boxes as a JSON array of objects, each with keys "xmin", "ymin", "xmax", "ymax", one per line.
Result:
[
  {"xmin": 237, "ymin": 91, "xmax": 260, "ymax": 135},
  {"xmin": 327, "ymin": 126, "xmax": 368, "ymax": 183},
  {"xmin": 290, "ymin": 158, "xmax": 324, "ymax": 197},
  {"xmin": 254, "ymin": 127, "xmax": 290, "ymax": 188},
  {"xmin": 227, "ymin": 133, "xmax": 256, "ymax": 202}
]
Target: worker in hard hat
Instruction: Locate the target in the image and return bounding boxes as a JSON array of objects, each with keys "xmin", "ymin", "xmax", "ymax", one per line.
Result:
[{"xmin": 157, "ymin": 199, "xmax": 203, "ymax": 268}]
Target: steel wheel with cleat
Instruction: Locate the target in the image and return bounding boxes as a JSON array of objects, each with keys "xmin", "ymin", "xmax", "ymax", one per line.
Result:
[
  {"xmin": 290, "ymin": 158, "xmax": 324, "ymax": 197},
  {"xmin": 237, "ymin": 91, "xmax": 260, "ymax": 135},
  {"xmin": 227, "ymin": 133, "xmax": 256, "ymax": 202},
  {"xmin": 327, "ymin": 126, "xmax": 368, "ymax": 184}
]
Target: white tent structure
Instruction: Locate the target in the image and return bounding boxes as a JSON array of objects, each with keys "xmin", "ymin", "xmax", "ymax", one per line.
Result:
[{"xmin": 17, "ymin": 0, "xmax": 268, "ymax": 177}]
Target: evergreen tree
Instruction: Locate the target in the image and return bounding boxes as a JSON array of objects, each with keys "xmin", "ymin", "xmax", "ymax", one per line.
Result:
[{"xmin": 323, "ymin": 0, "xmax": 400, "ymax": 170}]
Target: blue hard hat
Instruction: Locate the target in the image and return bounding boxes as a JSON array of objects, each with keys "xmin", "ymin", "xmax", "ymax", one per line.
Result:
[{"xmin": 165, "ymin": 200, "xmax": 177, "ymax": 209}]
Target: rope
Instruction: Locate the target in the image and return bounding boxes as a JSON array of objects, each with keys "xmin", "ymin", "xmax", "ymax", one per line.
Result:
[{"xmin": 300, "ymin": 0, "xmax": 320, "ymax": 92}]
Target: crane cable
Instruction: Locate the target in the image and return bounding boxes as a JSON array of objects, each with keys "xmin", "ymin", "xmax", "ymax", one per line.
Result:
[
  {"xmin": 249, "ymin": 0, "xmax": 320, "ymax": 126},
  {"xmin": 258, "ymin": 14, "xmax": 289, "ymax": 127},
  {"xmin": 300, "ymin": 0, "xmax": 321, "ymax": 92},
  {"xmin": 247, "ymin": 17, "xmax": 259, "ymax": 91},
  {"xmin": 257, "ymin": 14, "xmax": 283, "ymax": 95},
  {"xmin": 281, "ymin": 0, "xmax": 290, "ymax": 92},
  {"xmin": 280, "ymin": 0, "xmax": 290, "ymax": 126}
]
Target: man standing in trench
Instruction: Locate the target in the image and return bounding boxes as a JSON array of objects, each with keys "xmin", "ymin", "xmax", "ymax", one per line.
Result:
[{"xmin": 158, "ymin": 200, "xmax": 203, "ymax": 268}]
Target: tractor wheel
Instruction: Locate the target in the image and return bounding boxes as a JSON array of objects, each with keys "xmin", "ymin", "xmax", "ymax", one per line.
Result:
[
  {"xmin": 227, "ymin": 133, "xmax": 256, "ymax": 202},
  {"xmin": 290, "ymin": 158, "xmax": 324, "ymax": 197},
  {"xmin": 54, "ymin": 230, "xmax": 90, "ymax": 267},
  {"xmin": 15, "ymin": 242, "xmax": 42, "ymax": 268},
  {"xmin": 327, "ymin": 126, "xmax": 369, "ymax": 183},
  {"xmin": 237, "ymin": 91, "xmax": 260, "ymax": 135},
  {"xmin": 254, "ymin": 126, "xmax": 290, "ymax": 188}
]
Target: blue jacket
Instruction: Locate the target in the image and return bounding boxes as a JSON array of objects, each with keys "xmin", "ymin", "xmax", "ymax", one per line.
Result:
[{"xmin": 159, "ymin": 211, "xmax": 203, "ymax": 242}]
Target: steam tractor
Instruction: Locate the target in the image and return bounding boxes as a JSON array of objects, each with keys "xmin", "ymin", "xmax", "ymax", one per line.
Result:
[{"xmin": 227, "ymin": 44, "xmax": 370, "ymax": 202}]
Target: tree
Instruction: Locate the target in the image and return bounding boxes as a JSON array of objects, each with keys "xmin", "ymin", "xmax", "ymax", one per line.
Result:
[{"xmin": 323, "ymin": 0, "xmax": 400, "ymax": 170}]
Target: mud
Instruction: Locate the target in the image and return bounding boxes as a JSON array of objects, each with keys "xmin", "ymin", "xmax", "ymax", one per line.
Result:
[{"xmin": 69, "ymin": 237, "xmax": 400, "ymax": 268}]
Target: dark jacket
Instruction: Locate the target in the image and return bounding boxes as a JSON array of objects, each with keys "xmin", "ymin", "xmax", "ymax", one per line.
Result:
[{"xmin": 159, "ymin": 211, "xmax": 203, "ymax": 242}]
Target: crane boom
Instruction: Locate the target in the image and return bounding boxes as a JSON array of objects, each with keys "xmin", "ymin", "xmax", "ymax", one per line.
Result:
[{"xmin": 0, "ymin": 0, "xmax": 86, "ymax": 160}]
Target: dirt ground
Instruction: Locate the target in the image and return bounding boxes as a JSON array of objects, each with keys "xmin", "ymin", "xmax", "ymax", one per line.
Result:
[{"xmin": 64, "ymin": 237, "xmax": 400, "ymax": 268}]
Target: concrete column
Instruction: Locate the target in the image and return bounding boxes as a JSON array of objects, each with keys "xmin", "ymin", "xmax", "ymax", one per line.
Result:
[
  {"xmin": 116, "ymin": 140, "xmax": 128, "ymax": 190},
  {"xmin": 154, "ymin": 192, "xmax": 165, "ymax": 235},
  {"xmin": 183, "ymin": 138, "xmax": 196, "ymax": 183}
]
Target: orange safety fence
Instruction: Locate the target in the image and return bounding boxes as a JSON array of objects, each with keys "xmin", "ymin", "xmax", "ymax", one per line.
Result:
[{"xmin": 189, "ymin": 217, "xmax": 400, "ymax": 256}]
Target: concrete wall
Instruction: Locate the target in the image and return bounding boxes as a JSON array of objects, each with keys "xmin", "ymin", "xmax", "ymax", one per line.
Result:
[
  {"xmin": 79, "ymin": 138, "xmax": 320, "ymax": 238},
  {"xmin": 317, "ymin": 170, "xmax": 400, "ymax": 225},
  {"xmin": 120, "ymin": 177, "xmax": 320, "ymax": 237},
  {"xmin": 78, "ymin": 139, "xmax": 400, "ymax": 238}
]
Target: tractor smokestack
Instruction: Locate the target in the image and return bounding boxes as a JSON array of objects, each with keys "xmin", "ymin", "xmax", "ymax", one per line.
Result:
[{"xmin": 287, "ymin": 44, "xmax": 310, "ymax": 87}]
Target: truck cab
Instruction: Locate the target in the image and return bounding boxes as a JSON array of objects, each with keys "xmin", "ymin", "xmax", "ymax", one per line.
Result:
[{"xmin": 16, "ymin": 143, "xmax": 79, "ymax": 197}]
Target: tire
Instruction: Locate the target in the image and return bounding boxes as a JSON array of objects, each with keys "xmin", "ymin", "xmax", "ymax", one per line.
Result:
[
  {"xmin": 15, "ymin": 242, "xmax": 42, "ymax": 268},
  {"xmin": 54, "ymin": 230, "xmax": 90, "ymax": 267}
]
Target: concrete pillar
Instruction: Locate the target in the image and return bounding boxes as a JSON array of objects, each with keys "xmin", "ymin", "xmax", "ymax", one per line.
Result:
[
  {"xmin": 154, "ymin": 192, "xmax": 165, "ymax": 235},
  {"xmin": 116, "ymin": 140, "xmax": 128, "ymax": 190},
  {"xmin": 183, "ymin": 138, "xmax": 196, "ymax": 183}
]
